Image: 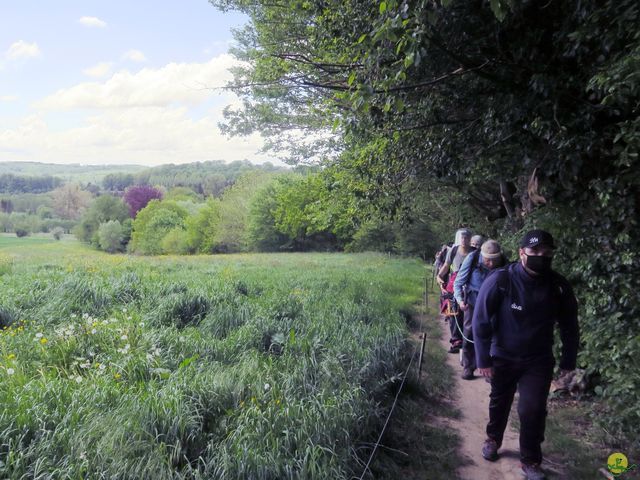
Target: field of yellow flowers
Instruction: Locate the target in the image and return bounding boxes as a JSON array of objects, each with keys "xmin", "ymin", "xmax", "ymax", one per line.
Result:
[{"xmin": 0, "ymin": 236, "xmax": 425, "ymax": 479}]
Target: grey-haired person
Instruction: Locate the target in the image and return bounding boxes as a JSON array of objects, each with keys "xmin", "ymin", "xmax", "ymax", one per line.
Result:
[{"xmin": 453, "ymin": 239, "xmax": 507, "ymax": 380}]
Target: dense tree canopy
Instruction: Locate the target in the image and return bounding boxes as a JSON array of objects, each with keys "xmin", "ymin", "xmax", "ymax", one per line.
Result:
[{"xmin": 0, "ymin": 174, "xmax": 62, "ymax": 194}]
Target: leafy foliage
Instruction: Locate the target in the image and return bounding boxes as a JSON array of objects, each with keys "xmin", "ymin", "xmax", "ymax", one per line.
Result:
[
  {"xmin": 213, "ymin": 0, "xmax": 640, "ymax": 441},
  {"xmin": 97, "ymin": 220, "xmax": 125, "ymax": 253},
  {"xmin": 123, "ymin": 185, "xmax": 164, "ymax": 218},
  {"xmin": 130, "ymin": 200, "xmax": 189, "ymax": 255},
  {"xmin": 74, "ymin": 195, "xmax": 130, "ymax": 248}
]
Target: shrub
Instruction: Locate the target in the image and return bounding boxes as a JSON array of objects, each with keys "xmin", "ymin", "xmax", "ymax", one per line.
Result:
[
  {"xmin": 51, "ymin": 227, "xmax": 64, "ymax": 240},
  {"xmin": 98, "ymin": 220, "xmax": 124, "ymax": 253},
  {"xmin": 75, "ymin": 195, "xmax": 129, "ymax": 246},
  {"xmin": 15, "ymin": 228, "xmax": 28, "ymax": 238},
  {"xmin": 161, "ymin": 227, "xmax": 190, "ymax": 255},
  {"xmin": 130, "ymin": 201, "xmax": 188, "ymax": 255}
]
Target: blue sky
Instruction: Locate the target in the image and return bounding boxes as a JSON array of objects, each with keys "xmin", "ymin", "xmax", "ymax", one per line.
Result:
[{"xmin": 0, "ymin": 0, "xmax": 272, "ymax": 166}]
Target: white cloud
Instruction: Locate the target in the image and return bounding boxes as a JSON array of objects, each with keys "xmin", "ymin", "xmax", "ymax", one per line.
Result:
[
  {"xmin": 78, "ymin": 16, "xmax": 107, "ymax": 28},
  {"xmin": 122, "ymin": 50, "xmax": 147, "ymax": 62},
  {"xmin": 0, "ymin": 54, "xmax": 272, "ymax": 166},
  {"xmin": 0, "ymin": 107, "xmax": 270, "ymax": 166},
  {"xmin": 37, "ymin": 54, "xmax": 239, "ymax": 110},
  {"xmin": 5, "ymin": 40, "xmax": 41, "ymax": 60},
  {"xmin": 82, "ymin": 62, "xmax": 113, "ymax": 78},
  {"xmin": 0, "ymin": 95, "xmax": 18, "ymax": 102},
  {"xmin": 203, "ymin": 40, "xmax": 233, "ymax": 56}
]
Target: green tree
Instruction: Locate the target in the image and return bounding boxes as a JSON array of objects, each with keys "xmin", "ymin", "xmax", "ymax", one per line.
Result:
[
  {"xmin": 184, "ymin": 199, "xmax": 222, "ymax": 254},
  {"xmin": 97, "ymin": 220, "xmax": 124, "ymax": 253},
  {"xmin": 211, "ymin": 172, "xmax": 274, "ymax": 252},
  {"xmin": 161, "ymin": 228, "xmax": 190, "ymax": 255},
  {"xmin": 75, "ymin": 195, "xmax": 130, "ymax": 247},
  {"xmin": 130, "ymin": 200, "xmax": 189, "ymax": 255},
  {"xmin": 246, "ymin": 181, "xmax": 289, "ymax": 251}
]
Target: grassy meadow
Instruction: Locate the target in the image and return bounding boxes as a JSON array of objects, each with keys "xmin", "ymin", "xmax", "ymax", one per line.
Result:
[{"xmin": 0, "ymin": 236, "xmax": 426, "ymax": 479}]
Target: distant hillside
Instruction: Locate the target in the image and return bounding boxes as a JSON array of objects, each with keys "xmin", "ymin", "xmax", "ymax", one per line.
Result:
[
  {"xmin": 0, "ymin": 160, "xmax": 290, "ymax": 197},
  {"xmin": 0, "ymin": 162, "xmax": 146, "ymax": 184},
  {"xmin": 134, "ymin": 160, "xmax": 287, "ymax": 196}
]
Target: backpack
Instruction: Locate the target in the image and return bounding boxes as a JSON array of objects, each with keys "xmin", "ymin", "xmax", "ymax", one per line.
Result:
[{"xmin": 494, "ymin": 264, "xmax": 565, "ymax": 304}]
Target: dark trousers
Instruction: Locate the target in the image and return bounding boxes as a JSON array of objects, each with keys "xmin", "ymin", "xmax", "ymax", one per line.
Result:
[
  {"xmin": 486, "ymin": 356, "xmax": 554, "ymax": 465},
  {"xmin": 448, "ymin": 311, "xmax": 463, "ymax": 345},
  {"xmin": 461, "ymin": 305, "xmax": 475, "ymax": 369}
]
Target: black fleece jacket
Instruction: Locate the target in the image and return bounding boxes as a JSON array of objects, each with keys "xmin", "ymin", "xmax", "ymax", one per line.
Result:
[{"xmin": 472, "ymin": 262, "xmax": 579, "ymax": 370}]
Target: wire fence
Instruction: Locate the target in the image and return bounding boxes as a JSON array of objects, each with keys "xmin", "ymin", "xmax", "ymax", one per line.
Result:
[{"xmin": 356, "ymin": 270, "xmax": 430, "ymax": 479}]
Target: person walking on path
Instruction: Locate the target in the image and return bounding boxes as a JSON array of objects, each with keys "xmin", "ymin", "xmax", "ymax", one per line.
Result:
[
  {"xmin": 437, "ymin": 228, "xmax": 474, "ymax": 353},
  {"xmin": 470, "ymin": 234, "xmax": 485, "ymax": 249},
  {"xmin": 453, "ymin": 239, "xmax": 506, "ymax": 380},
  {"xmin": 472, "ymin": 229, "xmax": 579, "ymax": 480}
]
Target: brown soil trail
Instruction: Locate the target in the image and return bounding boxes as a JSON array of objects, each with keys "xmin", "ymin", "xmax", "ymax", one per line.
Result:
[{"xmin": 437, "ymin": 318, "xmax": 524, "ymax": 480}]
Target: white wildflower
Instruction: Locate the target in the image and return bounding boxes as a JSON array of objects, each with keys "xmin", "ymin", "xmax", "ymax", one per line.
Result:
[
  {"xmin": 264, "ymin": 383, "xmax": 271, "ymax": 391},
  {"xmin": 75, "ymin": 376, "xmax": 83, "ymax": 383},
  {"xmin": 6, "ymin": 368, "xmax": 15, "ymax": 375}
]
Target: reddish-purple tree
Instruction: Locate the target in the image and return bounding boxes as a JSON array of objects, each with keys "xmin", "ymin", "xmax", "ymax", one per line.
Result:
[{"xmin": 123, "ymin": 185, "xmax": 163, "ymax": 218}]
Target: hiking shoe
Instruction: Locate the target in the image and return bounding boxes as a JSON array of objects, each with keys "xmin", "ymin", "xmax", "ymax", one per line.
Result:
[
  {"xmin": 448, "ymin": 344, "xmax": 461, "ymax": 354},
  {"xmin": 521, "ymin": 463, "xmax": 546, "ymax": 480},
  {"xmin": 481, "ymin": 438, "xmax": 499, "ymax": 461},
  {"xmin": 462, "ymin": 368, "xmax": 474, "ymax": 380}
]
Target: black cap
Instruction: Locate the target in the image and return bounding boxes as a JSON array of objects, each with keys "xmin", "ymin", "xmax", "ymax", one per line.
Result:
[{"xmin": 520, "ymin": 229, "xmax": 556, "ymax": 249}]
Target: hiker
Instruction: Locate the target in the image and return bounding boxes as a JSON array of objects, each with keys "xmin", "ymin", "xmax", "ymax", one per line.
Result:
[
  {"xmin": 433, "ymin": 243, "xmax": 452, "ymax": 279},
  {"xmin": 470, "ymin": 234, "xmax": 485, "ymax": 249},
  {"xmin": 472, "ymin": 229, "xmax": 579, "ymax": 480},
  {"xmin": 453, "ymin": 239, "xmax": 506, "ymax": 380},
  {"xmin": 437, "ymin": 228, "xmax": 474, "ymax": 353}
]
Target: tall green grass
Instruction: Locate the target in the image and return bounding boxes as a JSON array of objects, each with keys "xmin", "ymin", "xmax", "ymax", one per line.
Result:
[{"xmin": 0, "ymin": 250, "xmax": 425, "ymax": 479}]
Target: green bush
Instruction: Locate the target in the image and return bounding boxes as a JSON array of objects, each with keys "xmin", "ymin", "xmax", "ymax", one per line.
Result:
[
  {"xmin": 98, "ymin": 220, "xmax": 124, "ymax": 253},
  {"xmin": 130, "ymin": 200, "xmax": 188, "ymax": 255},
  {"xmin": 51, "ymin": 226, "xmax": 64, "ymax": 240}
]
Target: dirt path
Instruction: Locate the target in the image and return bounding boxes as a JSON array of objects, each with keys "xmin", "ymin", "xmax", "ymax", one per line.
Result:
[{"xmin": 437, "ymin": 318, "xmax": 524, "ymax": 480}]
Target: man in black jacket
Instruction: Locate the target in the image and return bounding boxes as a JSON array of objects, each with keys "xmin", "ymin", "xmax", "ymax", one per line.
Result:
[{"xmin": 472, "ymin": 229, "xmax": 579, "ymax": 480}]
